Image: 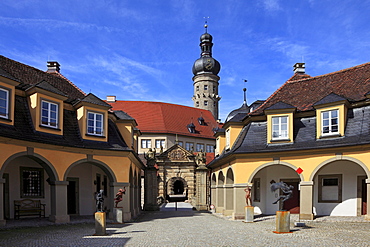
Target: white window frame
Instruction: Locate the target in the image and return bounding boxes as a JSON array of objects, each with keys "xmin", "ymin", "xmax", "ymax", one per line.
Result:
[
  {"xmin": 185, "ymin": 142, "xmax": 193, "ymax": 151},
  {"xmin": 155, "ymin": 139, "xmax": 165, "ymax": 149},
  {"xmin": 87, "ymin": 111, "xmax": 104, "ymax": 136},
  {"xmin": 0, "ymin": 87, "xmax": 9, "ymax": 119},
  {"xmin": 41, "ymin": 100, "xmax": 58, "ymax": 128},
  {"xmin": 272, "ymin": 116, "xmax": 288, "ymax": 140},
  {"xmin": 141, "ymin": 139, "xmax": 152, "ymax": 149},
  {"xmin": 206, "ymin": 144, "xmax": 214, "ymax": 153},
  {"xmin": 196, "ymin": 143, "xmax": 204, "ymax": 152},
  {"xmin": 321, "ymin": 109, "xmax": 339, "ymax": 136},
  {"xmin": 225, "ymin": 129, "xmax": 230, "ymax": 149}
]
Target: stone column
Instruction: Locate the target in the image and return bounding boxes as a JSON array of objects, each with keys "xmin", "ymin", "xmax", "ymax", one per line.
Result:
[
  {"xmin": 233, "ymin": 183, "xmax": 248, "ymax": 220},
  {"xmin": 0, "ymin": 178, "xmax": 5, "ymax": 226},
  {"xmin": 299, "ymin": 181, "xmax": 314, "ymax": 220},
  {"xmin": 111, "ymin": 182, "xmax": 130, "ymax": 222},
  {"xmin": 216, "ymin": 185, "xmax": 224, "ymax": 213},
  {"xmin": 144, "ymin": 166, "xmax": 159, "ymax": 211},
  {"xmin": 49, "ymin": 181, "xmax": 70, "ymax": 223},
  {"xmin": 365, "ymin": 179, "xmax": 370, "ymax": 220},
  {"xmin": 210, "ymin": 185, "xmax": 217, "ymax": 211},
  {"xmin": 224, "ymin": 184, "xmax": 234, "ymax": 216},
  {"xmin": 195, "ymin": 165, "xmax": 208, "ymax": 211}
]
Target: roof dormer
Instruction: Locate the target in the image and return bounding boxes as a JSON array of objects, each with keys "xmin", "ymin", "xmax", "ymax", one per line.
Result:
[
  {"xmin": 264, "ymin": 101, "xmax": 296, "ymax": 144},
  {"xmin": 0, "ymin": 70, "xmax": 21, "ymax": 125},
  {"xmin": 25, "ymin": 81, "xmax": 68, "ymax": 135},
  {"xmin": 313, "ymin": 93, "xmax": 349, "ymax": 139},
  {"xmin": 74, "ymin": 93, "xmax": 112, "ymax": 142}
]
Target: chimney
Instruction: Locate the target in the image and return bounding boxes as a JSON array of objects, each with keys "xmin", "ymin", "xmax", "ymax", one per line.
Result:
[
  {"xmin": 106, "ymin": 95, "xmax": 116, "ymax": 102},
  {"xmin": 47, "ymin": 61, "xmax": 60, "ymax": 73},
  {"xmin": 293, "ymin": 63, "xmax": 305, "ymax": 74}
]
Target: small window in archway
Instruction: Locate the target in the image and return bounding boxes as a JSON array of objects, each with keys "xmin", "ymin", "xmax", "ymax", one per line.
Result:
[
  {"xmin": 253, "ymin": 178, "xmax": 261, "ymax": 202},
  {"xmin": 318, "ymin": 174, "xmax": 342, "ymax": 203},
  {"xmin": 20, "ymin": 167, "xmax": 44, "ymax": 198}
]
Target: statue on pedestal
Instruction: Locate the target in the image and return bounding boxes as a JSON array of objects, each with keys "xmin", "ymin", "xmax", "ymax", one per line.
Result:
[
  {"xmin": 144, "ymin": 148, "xmax": 156, "ymax": 167},
  {"xmin": 195, "ymin": 149, "xmax": 206, "ymax": 166},
  {"xmin": 95, "ymin": 190, "xmax": 104, "ymax": 212},
  {"xmin": 114, "ymin": 187, "xmax": 126, "ymax": 208},
  {"xmin": 270, "ymin": 181, "xmax": 294, "ymax": 211},
  {"xmin": 244, "ymin": 186, "xmax": 252, "ymax": 206}
]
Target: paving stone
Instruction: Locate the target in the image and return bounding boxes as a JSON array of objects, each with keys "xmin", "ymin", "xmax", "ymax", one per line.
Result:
[{"xmin": 0, "ymin": 203, "xmax": 369, "ymax": 246}]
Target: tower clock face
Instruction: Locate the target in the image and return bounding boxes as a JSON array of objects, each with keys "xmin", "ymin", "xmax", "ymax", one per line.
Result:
[{"xmin": 205, "ymin": 59, "xmax": 213, "ymax": 70}]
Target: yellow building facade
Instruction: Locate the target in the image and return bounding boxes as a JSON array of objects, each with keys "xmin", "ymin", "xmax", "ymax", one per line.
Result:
[
  {"xmin": 210, "ymin": 62, "xmax": 370, "ymax": 220},
  {"xmin": 0, "ymin": 56, "xmax": 144, "ymax": 226}
]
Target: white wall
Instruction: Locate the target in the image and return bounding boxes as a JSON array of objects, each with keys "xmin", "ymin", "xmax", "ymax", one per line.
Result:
[{"xmin": 313, "ymin": 160, "xmax": 365, "ymax": 216}]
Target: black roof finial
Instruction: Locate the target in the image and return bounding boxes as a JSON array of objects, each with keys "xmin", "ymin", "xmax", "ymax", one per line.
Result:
[
  {"xmin": 243, "ymin": 79, "xmax": 247, "ymax": 105},
  {"xmin": 203, "ymin": 16, "xmax": 209, "ymax": 33}
]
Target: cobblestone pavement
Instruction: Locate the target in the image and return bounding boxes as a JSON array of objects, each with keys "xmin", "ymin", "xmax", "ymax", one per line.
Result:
[{"xmin": 1, "ymin": 203, "xmax": 369, "ymax": 247}]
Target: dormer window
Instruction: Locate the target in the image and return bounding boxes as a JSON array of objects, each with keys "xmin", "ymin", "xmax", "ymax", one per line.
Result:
[
  {"xmin": 322, "ymin": 109, "xmax": 339, "ymax": 135},
  {"xmin": 187, "ymin": 123, "xmax": 196, "ymax": 133},
  {"xmin": 0, "ymin": 87, "xmax": 9, "ymax": 119},
  {"xmin": 198, "ymin": 116, "xmax": 205, "ymax": 125},
  {"xmin": 41, "ymin": 100, "xmax": 58, "ymax": 128},
  {"xmin": 87, "ymin": 112, "xmax": 103, "ymax": 136},
  {"xmin": 272, "ymin": 116, "xmax": 288, "ymax": 140}
]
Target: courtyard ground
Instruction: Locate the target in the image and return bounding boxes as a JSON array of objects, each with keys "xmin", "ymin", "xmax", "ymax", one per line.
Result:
[{"xmin": 0, "ymin": 202, "xmax": 369, "ymax": 246}]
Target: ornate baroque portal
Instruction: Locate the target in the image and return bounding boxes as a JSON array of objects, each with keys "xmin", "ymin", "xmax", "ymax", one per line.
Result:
[{"xmin": 156, "ymin": 145, "xmax": 198, "ymax": 203}]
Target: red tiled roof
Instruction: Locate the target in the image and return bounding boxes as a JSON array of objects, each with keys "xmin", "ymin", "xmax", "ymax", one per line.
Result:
[
  {"xmin": 253, "ymin": 62, "xmax": 370, "ymax": 115},
  {"xmin": 108, "ymin": 101, "xmax": 219, "ymax": 139},
  {"xmin": 0, "ymin": 55, "xmax": 85, "ymax": 100}
]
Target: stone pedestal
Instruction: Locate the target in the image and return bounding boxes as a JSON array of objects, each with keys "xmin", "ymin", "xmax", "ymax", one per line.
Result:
[
  {"xmin": 195, "ymin": 165, "xmax": 209, "ymax": 211},
  {"xmin": 113, "ymin": 207, "xmax": 124, "ymax": 224},
  {"xmin": 274, "ymin": 211, "xmax": 291, "ymax": 234},
  {"xmin": 144, "ymin": 166, "xmax": 159, "ymax": 211},
  {"xmin": 244, "ymin": 206, "xmax": 254, "ymax": 223},
  {"xmin": 94, "ymin": 212, "xmax": 106, "ymax": 236}
]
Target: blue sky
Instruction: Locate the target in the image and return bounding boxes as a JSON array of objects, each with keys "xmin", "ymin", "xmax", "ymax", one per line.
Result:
[{"xmin": 1, "ymin": 0, "xmax": 369, "ymax": 121}]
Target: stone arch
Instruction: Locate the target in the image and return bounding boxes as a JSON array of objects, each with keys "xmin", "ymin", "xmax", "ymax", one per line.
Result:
[
  {"xmin": 211, "ymin": 173, "xmax": 217, "ymax": 186},
  {"xmin": 248, "ymin": 160, "xmax": 304, "ymax": 183},
  {"xmin": 309, "ymin": 156, "xmax": 370, "ymax": 181},
  {"xmin": 64, "ymin": 158, "xmax": 117, "ymax": 182},
  {"xmin": 218, "ymin": 171, "xmax": 225, "ymax": 186},
  {"xmin": 1, "ymin": 151, "xmax": 58, "ymax": 181},
  {"xmin": 167, "ymin": 177, "xmax": 188, "ymax": 196},
  {"xmin": 226, "ymin": 168, "xmax": 234, "ymax": 185}
]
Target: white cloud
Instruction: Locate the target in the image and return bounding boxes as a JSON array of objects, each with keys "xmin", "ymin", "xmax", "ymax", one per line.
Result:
[
  {"xmin": 263, "ymin": 0, "xmax": 281, "ymax": 12},
  {"xmin": 0, "ymin": 16, "xmax": 122, "ymax": 33}
]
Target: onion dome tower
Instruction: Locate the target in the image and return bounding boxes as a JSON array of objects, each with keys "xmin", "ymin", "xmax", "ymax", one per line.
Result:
[{"xmin": 192, "ymin": 23, "xmax": 221, "ymax": 120}]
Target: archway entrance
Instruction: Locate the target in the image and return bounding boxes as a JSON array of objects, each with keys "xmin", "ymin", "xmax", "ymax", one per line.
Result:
[
  {"xmin": 174, "ymin": 180, "xmax": 184, "ymax": 195},
  {"xmin": 166, "ymin": 177, "xmax": 188, "ymax": 202},
  {"xmin": 312, "ymin": 159, "xmax": 368, "ymax": 216},
  {"xmin": 65, "ymin": 160, "xmax": 115, "ymax": 216},
  {"xmin": 251, "ymin": 164, "xmax": 301, "ymax": 215}
]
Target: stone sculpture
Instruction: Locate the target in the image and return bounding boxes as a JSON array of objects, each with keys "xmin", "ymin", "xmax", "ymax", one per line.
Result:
[{"xmin": 270, "ymin": 181, "xmax": 293, "ymax": 211}]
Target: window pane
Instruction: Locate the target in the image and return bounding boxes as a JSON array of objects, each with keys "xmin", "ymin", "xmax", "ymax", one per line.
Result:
[
  {"xmin": 281, "ymin": 117, "xmax": 287, "ymax": 124},
  {"xmin": 323, "ymin": 111, "xmax": 329, "ymax": 119},
  {"xmin": 331, "ymin": 118, "xmax": 338, "ymax": 125},
  {"xmin": 96, "ymin": 114, "xmax": 102, "ymax": 121},
  {"xmin": 323, "ymin": 119, "xmax": 329, "ymax": 126},
  {"xmin": 88, "ymin": 112, "xmax": 94, "ymax": 120},
  {"xmin": 41, "ymin": 117, "xmax": 48, "ymax": 125},
  {"xmin": 50, "ymin": 104, "xmax": 57, "ymax": 112},
  {"xmin": 0, "ymin": 100, "xmax": 6, "ymax": 108},
  {"xmin": 332, "ymin": 125, "xmax": 338, "ymax": 132},
  {"xmin": 42, "ymin": 101, "xmax": 48, "ymax": 109},
  {"xmin": 331, "ymin": 110, "xmax": 338, "ymax": 118},
  {"xmin": 42, "ymin": 109, "xmax": 49, "ymax": 117},
  {"xmin": 323, "ymin": 127, "xmax": 329, "ymax": 133},
  {"xmin": 88, "ymin": 127, "xmax": 94, "ymax": 133},
  {"xmin": 88, "ymin": 120, "xmax": 94, "ymax": 127},
  {"xmin": 272, "ymin": 117, "xmax": 279, "ymax": 124}
]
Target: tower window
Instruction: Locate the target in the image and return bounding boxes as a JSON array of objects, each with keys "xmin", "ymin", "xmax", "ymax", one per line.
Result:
[
  {"xmin": 196, "ymin": 102, "xmax": 199, "ymax": 107},
  {"xmin": 213, "ymin": 86, "xmax": 216, "ymax": 93},
  {"xmin": 196, "ymin": 86, "xmax": 199, "ymax": 91},
  {"xmin": 204, "ymin": 101, "xmax": 208, "ymax": 106},
  {"xmin": 204, "ymin": 85, "xmax": 208, "ymax": 90}
]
